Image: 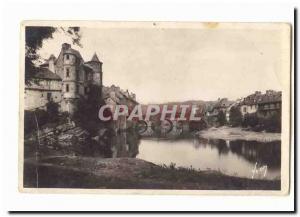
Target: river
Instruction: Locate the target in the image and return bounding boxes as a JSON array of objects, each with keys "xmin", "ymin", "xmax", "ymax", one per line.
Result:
[
  {"xmin": 136, "ymin": 136, "xmax": 281, "ymax": 180},
  {"xmin": 105, "ymin": 128, "xmax": 281, "ymax": 180}
]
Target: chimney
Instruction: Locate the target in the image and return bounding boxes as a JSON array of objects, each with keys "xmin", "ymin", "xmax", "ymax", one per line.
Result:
[
  {"xmin": 266, "ymin": 90, "xmax": 274, "ymax": 95},
  {"xmin": 62, "ymin": 43, "xmax": 71, "ymax": 51},
  {"xmin": 48, "ymin": 54, "xmax": 56, "ymax": 73}
]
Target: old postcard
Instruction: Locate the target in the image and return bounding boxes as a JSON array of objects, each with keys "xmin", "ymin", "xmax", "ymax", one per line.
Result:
[{"xmin": 19, "ymin": 21, "xmax": 291, "ymax": 195}]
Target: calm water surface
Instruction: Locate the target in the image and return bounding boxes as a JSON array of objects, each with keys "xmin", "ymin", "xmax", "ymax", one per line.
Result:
[{"xmin": 136, "ymin": 137, "xmax": 281, "ymax": 180}]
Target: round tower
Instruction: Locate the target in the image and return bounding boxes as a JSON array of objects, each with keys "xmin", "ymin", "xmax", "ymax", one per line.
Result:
[
  {"xmin": 86, "ymin": 53, "xmax": 103, "ymax": 86},
  {"xmin": 62, "ymin": 44, "xmax": 79, "ymax": 114}
]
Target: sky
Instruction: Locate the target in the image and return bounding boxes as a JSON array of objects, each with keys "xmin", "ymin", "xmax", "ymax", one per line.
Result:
[{"xmin": 37, "ymin": 23, "xmax": 287, "ymax": 104}]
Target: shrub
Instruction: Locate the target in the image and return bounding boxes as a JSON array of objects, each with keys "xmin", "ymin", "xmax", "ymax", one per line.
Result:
[
  {"xmin": 258, "ymin": 111, "xmax": 281, "ymax": 133},
  {"xmin": 73, "ymin": 84, "xmax": 106, "ymax": 136},
  {"xmin": 217, "ymin": 110, "xmax": 226, "ymax": 126},
  {"xmin": 242, "ymin": 113, "xmax": 259, "ymax": 128},
  {"xmin": 46, "ymin": 100, "xmax": 59, "ymax": 123},
  {"xmin": 24, "ymin": 109, "xmax": 49, "ymax": 134},
  {"xmin": 229, "ymin": 106, "xmax": 242, "ymax": 127}
]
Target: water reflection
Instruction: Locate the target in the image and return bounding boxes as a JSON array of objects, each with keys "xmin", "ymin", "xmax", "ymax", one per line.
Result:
[
  {"xmin": 93, "ymin": 128, "xmax": 281, "ymax": 180},
  {"xmin": 136, "ymin": 137, "xmax": 281, "ymax": 180},
  {"xmin": 110, "ymin": 131, "xmax": 141, "ymax": 158},
  {"xmin": 196, "ymin": 137, "xmax": 281, "ymax": 169}
]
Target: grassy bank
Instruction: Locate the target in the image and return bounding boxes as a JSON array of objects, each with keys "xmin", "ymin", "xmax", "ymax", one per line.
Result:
[{"xmin": 24, "ymin": 156, "xmax": 280, "ymax": 190}]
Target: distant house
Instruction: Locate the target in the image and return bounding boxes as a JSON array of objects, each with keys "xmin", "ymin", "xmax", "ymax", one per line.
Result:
[
  {"xmin": 239, "ymin": 90, "xmax": 281, "ymax": 117},
  {"xmin": 214, "ymin": 98, "xmax": 233, "ymax": 113},
  {"xmin": 257, "ymin": 90, "xmax": 282, "ymax": 116},
  {"xmin": 102, "ymin": 85, "xmax": 138, "ymax": 131},
  {"xmin": 206, "ymin": 98, "xmax": 233, "ymax": 124},
  {"xmin": 24, "ymin": 68, "xmax": 62, "ymax": 110},
  {"xmin": 225, "ymin": 101, "xmax": 240, "ymax": 122},
  {"xmin": 239, "ymin": 91, "xmax": 262, "ymax": 116}
]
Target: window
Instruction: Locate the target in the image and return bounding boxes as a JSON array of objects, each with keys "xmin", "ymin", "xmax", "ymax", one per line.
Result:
[
  {"xmin": 66, "ymin": 84, "xmax": 69, "ymax": 92},
  {"xmin": 41, "ymin": 93, "xmax": 43, "ymax": 98},
  {"xmin": 84, "ymin": 87, "xmax": 88, "ymax": 94},
  {"xmin": 66, "ymin": 68, "xmax": 70, "ymax": 77},
  {"xmin": 66, "ymin": 54, "xmax": 69, "ymax": 60},
  {"xmin": 47, "ymin": 92, "xmax": 52, "ymax": 101},
  {"xmin": 243, "ymin": 107, "xmax": 246, "ymax": 112},
  {"xmin": 76, "ymin": 85, "xmax": 79, "ymax": 93}
]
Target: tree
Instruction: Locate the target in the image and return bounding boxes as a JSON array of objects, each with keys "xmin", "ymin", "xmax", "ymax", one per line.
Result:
[
  {"xmin": 25, "ymin": 26, "xmax": 81, "ymax": 84},
  {"xmin": 217, "ymin": 110, "xmax": 226, "ymax": 126},
  {"xmin": 229, "ymin": 106, "xmax": 242, "ymax": 127},
  {"xmin": 73, "ymin": 84, "xmax": 105, "ymax": 135},
  {"xmin": 258, "ymin": 112, "xmax": 281, "ymax": 133},
  {"xmin": 243, "ymin": 113, "xmax": 259, "ymax": 128},
  {"xmin": 46, "ymin": 100, "xmax": 59, "ymax": 122}
]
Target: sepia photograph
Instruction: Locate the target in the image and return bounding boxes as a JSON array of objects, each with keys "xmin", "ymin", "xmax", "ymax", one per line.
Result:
[{"xmin": 19, "ymin": 21, "xmax": 291, "ymax": 194}]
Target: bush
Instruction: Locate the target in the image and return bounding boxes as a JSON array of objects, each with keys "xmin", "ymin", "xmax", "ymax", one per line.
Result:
[
  {"xmin": 73, "ymin": 84, "xmax": 106, "ymax": 136},
  {"xmin": 46, "ymin": 100, "xmax": 59, "ymax": 123},
  {"xmin": 258, "ymin": 112, "xmax": 281, "ymax": 133},
  {"xmin": 217, "ymin": 110, "xmax": 226, "ymax": 126},
  {"xmin": 241, "ymin": 111, "xmax": 281, "ymax": 133},
  {"xmin": 229, "ymin": 106, "xmax": 242, "ymax": 127},
  {"xmin": 24, "ymin": 109, "xmax": 49, "ymax": 134},
  {"xmin": 24, "ymin": 101, "xmax": 61, "ymax": 135},
  {"xmin": 242, "ymin": 113, "xmax": 259, "ymax": 128}
]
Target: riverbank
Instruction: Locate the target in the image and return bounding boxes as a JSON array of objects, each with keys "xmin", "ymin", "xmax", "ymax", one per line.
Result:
[
  {"xmin": 24, "ymin": 156, "xmax": 280, "ymax": 190},
  {"xmin": 197, "ymin": 126, "xmax": 281, "ymax": 142}
]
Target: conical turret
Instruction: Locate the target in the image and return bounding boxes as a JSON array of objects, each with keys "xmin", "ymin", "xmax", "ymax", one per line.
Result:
[{"xmin": 91, "ymin": 53, "xmax": 101, "ymax": 62}]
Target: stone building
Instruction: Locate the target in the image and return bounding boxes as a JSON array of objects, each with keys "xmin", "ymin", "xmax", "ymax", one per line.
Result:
[
  {"xmin": 239, "ymin": 90, "xmax": 281, "ymax": 117},
  {"xmin": 25, "ymin": 43, "xmax": 103, "ymax": 114},
  {"xmin": 206, "ymin": 98, "xmax": 233, "ymax": 123},
  {"xmin": 239, "ymin": 91, "xmax": 262, "ymax": 116},
  {"xmin": 24, "ymin": 68, "xmax": 62, "ymax": 110},
  {"xmin": 102, "ymin": 85, "xmax": 138, "ymax": 131}
]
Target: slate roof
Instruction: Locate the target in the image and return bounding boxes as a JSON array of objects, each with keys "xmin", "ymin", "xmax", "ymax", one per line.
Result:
[
  {"xmin": 64, "ymin": 48, "xmax": 84, "ymax": 61},
  {"xmin": 91, "ymin": 53, "xmax": 101, "ymax": 62},
  {"xmin": 240, "ymin": 91, "xmax": 281, "ymax": 106},
  {"xmin": 48, "ymin": 54, "xmax": 56, "ymax": 60},
  {"xmin": 242, "ymin": 93, "xmax": 261, "ymax": 106},
  {"xmin": 82, "ymin": 64, "xmax": 94, "ymax": 72},
  {"xmin": 257, "ymin": 92, "xmax": 282, "ymax": 104},
  {"xmin": 214, "ymin": 98, "xmax": 233, "ymax": 109},
  {"xmin": 34, "ymin": 68, "xmax": 62, "ymax": 81}
]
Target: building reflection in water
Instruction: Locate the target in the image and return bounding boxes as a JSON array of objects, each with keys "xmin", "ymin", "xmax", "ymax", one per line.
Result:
[
  {"xmin": 105, "ymin": 128, "xmax": 280, "ymax": 170},
  {"xmin": 95, "ymin": 124, "xmax": 281, "ymax": 179},
  {"xmin": 110, "ymin": 131, "xmax": 141, "ymax": 158},
  {"xmin": 195, "ymin": 137, "xmax": 281, "ymax": 169}
]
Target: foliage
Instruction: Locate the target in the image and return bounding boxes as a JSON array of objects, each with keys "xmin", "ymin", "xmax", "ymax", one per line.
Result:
[
  {"xmin": 73, "ymin": 84, "xmax": 106, "ymax": 135},
  {"xmin": 46, "ymin": 100, "xmax": 59, "ymax": 122},
  {"xmin": 24, "ymin": 101, "xmax": 63, "ymax": 134},
  {"xmin": 258, "ymin": 112, "xmax": 281, "ymax": 133},
  {"xmin": 242, "ymin": 113, "xmax": 259, "ymax": 128},
  {"xmin": 217, "ymin": 110, "xmax": 226, "ymax": 126},
  {"xmin": 25, "ymin": 26, "xmax": 81, "ymax": 84},
  {"xmin": 241, "ymin": 111, "xmax": 281, "ymax": 133},
  {"xmin": 24, "ymin": 109, "xmax": 49, "ymax": 134},
  {"xmin": 229, "ymin": 106, "xmax": 242, "ymax": 127}
]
